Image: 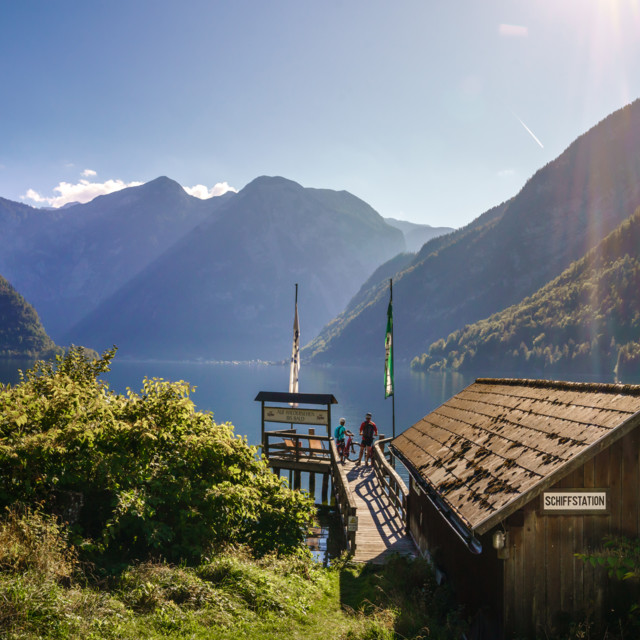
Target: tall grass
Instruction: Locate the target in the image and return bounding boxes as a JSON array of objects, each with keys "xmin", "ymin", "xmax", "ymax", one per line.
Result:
[{"xmin": 4, "ymin": 507, "xmax": 636, "ymax": 639}]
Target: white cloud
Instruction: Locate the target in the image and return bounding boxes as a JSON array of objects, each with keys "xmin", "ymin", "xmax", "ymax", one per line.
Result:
[
  {"xmin": 499, "ymin": 24, "xmax": 528, "ymax": 37},
  {"xmin": 22, "ymin": 176, "xmax": 238, "ymax": 208},
  {"xmin": 22, "ymin": 178, "xmax": 143, "ymax": 208},
  {"xmin": 23, "ymin": 188, "xmax": 47, "ymax": 202},
  {"xmin": 183, "ymin": 182, "xmax": 238, "ymax": 199}
]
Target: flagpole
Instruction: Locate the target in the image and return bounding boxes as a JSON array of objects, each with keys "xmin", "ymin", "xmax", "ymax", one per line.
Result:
[{"xmin": 390, "ymin": 279, "xmax": 395, "ymax": 439}]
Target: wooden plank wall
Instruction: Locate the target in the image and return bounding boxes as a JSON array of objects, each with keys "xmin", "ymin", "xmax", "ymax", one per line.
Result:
[
  {"xmin": 503, "ymin": 428, "xmax": 640, "ymax": 638},
  {"xmin": 408, "ymin": 478, "xmax": 503, "ymax": 634}
]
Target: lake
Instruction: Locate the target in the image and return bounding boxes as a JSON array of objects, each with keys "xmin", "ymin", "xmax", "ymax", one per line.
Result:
[
  {"xmin": 2, "ymin": 357, "xmax": 630, "ymax": 446},
  {"xmin": 101, "ymin": 360, "xmax": 470, "ymax": 445}
]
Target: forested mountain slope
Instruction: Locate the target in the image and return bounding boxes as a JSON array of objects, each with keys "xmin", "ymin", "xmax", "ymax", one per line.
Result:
[
  {"xmin": 0, "ymin": 275, "xmax": 61, "ymax": 359},
  {"xmin": 412, "ymin": 207, "xmax": 640, "ymax": 379}
]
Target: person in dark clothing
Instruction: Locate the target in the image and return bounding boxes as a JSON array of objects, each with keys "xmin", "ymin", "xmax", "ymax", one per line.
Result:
[{"xmin": 355, "ymin": 412, "xmax": 377, "ymax": 467}]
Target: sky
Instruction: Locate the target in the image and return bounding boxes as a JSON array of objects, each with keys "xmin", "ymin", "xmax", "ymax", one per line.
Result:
[{"xmin": 1, "ymin": 0, "xmax": 639, "ymax": 229}]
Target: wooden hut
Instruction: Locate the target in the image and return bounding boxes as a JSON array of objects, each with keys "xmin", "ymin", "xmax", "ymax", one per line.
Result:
[{"xmin": 391, "ymin": 378, "xmax": 640, "ymax": 638}]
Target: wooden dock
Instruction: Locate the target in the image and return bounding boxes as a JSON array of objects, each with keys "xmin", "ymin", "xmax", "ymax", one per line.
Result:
[
  {"xmin": 326, "ymin": 437, "xmax": 417, "ymax": 563},
  {"xmin": 264, "ymin": 432, "xmax": 418, "ymax": 563},
  {"xmin": 259, "ymin": 400, "xmax": 418, "ymax": 564},
  {"xmin": 339, "ymin": 459, "xmax": 417, "ymax": 563}
]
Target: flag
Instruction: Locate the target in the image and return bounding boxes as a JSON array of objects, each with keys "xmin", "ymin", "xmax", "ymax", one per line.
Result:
[
  {"xmin": 385, "ymin": 296, "xmax": 394, "ymax": 398},
  {"xmin": 289, "ymin": 300, "xmax": 300, "ymax": 399}
]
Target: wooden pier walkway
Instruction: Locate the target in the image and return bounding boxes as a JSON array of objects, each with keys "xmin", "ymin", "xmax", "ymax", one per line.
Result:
[
  {"xmin": 341, "ymin": 458, "xmax": 417, "ymax": 563},
  {"xmin": 329, "ymin": 438, "xmax": 418, "ymax": 564}
]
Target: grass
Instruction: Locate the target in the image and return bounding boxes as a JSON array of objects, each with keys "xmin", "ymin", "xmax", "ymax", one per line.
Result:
[
  {"xmin": 5, "ymin": 506, "xmax": 640, "ymax": 639},
  {"xmin": 0, "ymin": 506, "xmax": 468, "ymax": 640}
]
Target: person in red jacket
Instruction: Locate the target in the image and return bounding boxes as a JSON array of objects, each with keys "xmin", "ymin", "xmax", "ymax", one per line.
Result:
[{"xmin": 355, "ymin": 412, "xmax": 377, "ymax": 467}]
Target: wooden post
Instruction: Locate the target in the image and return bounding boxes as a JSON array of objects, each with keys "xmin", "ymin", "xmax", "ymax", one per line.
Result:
[
  {"xmin": 309, "ymin": 472, "xmax": 316, "ymax": 501},
  {"xmin": 294, "ymin": 470, "xmax": 301, "ymax": 490},
  {"xmin": 322, "ymin": 472, "xmax": 329, "ymax": 504}
]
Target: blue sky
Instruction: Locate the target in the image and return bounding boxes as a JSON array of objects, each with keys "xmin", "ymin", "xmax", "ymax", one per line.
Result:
[{"xmin": 1, "ymin": 0, "xmax": 639, "ymax": 228}]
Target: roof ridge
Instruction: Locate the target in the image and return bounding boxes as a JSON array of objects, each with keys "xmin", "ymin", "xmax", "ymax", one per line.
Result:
[{"xmin": 475, "ymin": 377, "xmax": 640, "ymax": 396}]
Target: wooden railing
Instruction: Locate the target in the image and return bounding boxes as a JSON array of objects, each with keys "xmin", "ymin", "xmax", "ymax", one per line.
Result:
[
  {"xmin": 372, "ymin": 437, "xmax": 409, "ymax": 524},
  {"xmin": 329, "ymin": 439, "xmax": 358, "ymax": 552},
  {"xmin": 263, "ymin": 429, "xmax": 332, "ymax": 464}
]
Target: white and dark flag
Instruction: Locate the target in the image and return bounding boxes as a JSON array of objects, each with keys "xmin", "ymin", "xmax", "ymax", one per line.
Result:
[
  {"xmin": 385, "ymin": 292, "xmax": 394, "ymax": 398},
  {"xmin": 289, "ymin": 300, "xmax": 300, "ymax": 397}
]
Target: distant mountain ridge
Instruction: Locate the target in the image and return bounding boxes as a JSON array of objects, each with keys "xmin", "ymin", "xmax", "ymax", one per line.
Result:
[
  {"xmin": 306, "ymin": 99, "xmax": 640, "ymax": 368},
  {"xmin": 383, "ymin": 218, "xmax": 453, "ymax": 252},
  {"xmin": 0, "ymin": 177, "xmax": 230, "ymax": 338},
  {"xmin": 412, "ymin": 206, "xmax": 640, "ymax": 378},
  {"xmin": 62, "ymin": 176, "xmax": 406, "ymax": 361}
]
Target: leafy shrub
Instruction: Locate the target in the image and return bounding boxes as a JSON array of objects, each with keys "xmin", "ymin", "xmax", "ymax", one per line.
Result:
[
  {"xmin": 0, "ymin": 347, "xmax": 315, "ymax": 566},
  {"xmin": 576, "ymin": 536, "xmax": 640, "ymax": 637},
  {"xmin": 576, "ymin": 536, "xmax": 640, "ymax": 581}
]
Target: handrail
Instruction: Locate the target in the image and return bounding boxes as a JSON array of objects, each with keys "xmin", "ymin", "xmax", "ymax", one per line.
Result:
[
  {"xmin": 329, "ymin": 439, "xmax": 358, "ymax": 552},
  {"xmin": 263, "ymin": 430, "xmax": 332, "ymax": 463},
  {"xmin": 264, "ymin": 429, "xmax": 331, "ymax": 441},
  {"xmin": 372, "ymin": 437, "xmax": 409, "ymax": 524}
]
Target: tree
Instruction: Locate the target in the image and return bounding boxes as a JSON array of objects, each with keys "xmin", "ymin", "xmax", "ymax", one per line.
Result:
[{"xmin": 0, "ymin": 347, "xmax": 315, "ymax": 565}]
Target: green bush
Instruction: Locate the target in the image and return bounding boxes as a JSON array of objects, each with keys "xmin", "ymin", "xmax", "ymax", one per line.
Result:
[{"xmin": 0, "ymin": 347, "xmax": 315, "ymax": 566}]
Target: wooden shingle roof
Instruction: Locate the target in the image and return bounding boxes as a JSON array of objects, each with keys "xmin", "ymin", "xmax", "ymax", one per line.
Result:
[{"xmin": 392, "ymin": 378, "xmax": 640, "ymax": 537}]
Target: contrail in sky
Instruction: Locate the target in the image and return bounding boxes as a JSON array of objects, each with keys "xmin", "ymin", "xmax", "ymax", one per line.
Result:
[{"xmin": 514, "ymin": 113, "xmax": 544, "ymax": 148}]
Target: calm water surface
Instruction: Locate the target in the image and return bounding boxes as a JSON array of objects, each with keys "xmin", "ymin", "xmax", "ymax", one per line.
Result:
[
  {"xmin": 103, "ymin": 360, "xmax": 470, "ymax": 444},
  {"xmin": 2, "ymin": 357, "xmax": 631, "ymax": 444}
]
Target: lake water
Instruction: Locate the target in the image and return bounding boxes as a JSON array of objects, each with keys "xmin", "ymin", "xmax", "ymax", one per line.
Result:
[
  {"xmin": 2, "ymin": 356, "xmax": 629, "ymax": 446},
  {"xmin": 102, "ymin": 360, "xmax": 470, "ymax": 445}
]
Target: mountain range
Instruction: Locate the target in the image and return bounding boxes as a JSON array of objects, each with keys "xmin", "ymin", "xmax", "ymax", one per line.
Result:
[
  {"xmin": 384, "ymin": 218, "xmax": 453, "ymax": 252},
  {"xmin": 0, "ymin": 178, "xmax": 232, "ymax": 339},
  {"xmin": 2, "ymin": 99, "xmax": 640, "ymax": 372},
  {"xmin": 306, "ymin": 99, "xmax": 640, "ymax": 371},
  {"xmin": 0, "ymin": 176, "xmax": 406, "ymax": 361}
]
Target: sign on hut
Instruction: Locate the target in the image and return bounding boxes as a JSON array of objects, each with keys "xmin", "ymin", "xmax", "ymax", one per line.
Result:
[{"xmin": 391, "ymin": 378, "xmax": 640, "ymax": 638}]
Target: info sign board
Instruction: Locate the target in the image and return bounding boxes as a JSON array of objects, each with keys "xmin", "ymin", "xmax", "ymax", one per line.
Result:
[
  {"xmin": 263, "ymin": 406, "xmax": 329, "ymax": 426},
  {"xmin": 540, "ymin": 489, "xmax": 609, "ymax": 515}
]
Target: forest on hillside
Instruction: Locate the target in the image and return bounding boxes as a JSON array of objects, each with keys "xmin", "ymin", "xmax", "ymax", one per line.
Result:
[
  {"xmin": 0, "ymin": 275, "xmax": 61, "ymax": 359},
  {"xmin": 412, "ymin": 208, "xmax": 640, "ymax": 380}
]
